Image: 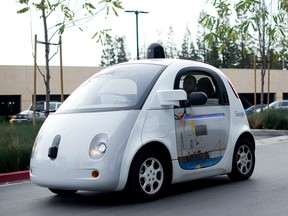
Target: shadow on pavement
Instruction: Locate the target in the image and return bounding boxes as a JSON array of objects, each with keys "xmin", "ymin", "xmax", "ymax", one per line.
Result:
[{"xmin": 44, "ymin": 175, "xmax": 236, "ymax": 206}]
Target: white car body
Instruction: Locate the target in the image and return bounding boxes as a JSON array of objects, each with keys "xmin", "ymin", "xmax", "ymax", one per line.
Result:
[{"xmin": 30, "ymin": 59, "xmax": 255, "ymax": 200}]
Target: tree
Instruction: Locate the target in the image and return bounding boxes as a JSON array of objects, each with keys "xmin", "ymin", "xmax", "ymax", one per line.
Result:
[
  {"xmin": 235, "ymin": 8, "xmax": 255, "ymax": 69},
  {"xmin": 220, "ymin": 38, "xmax": 243, "ymax": 68},
  {"xmin": 189, "ymin": 42, "xmax": 201, "ymax": 61},
  {"xmin": 100, "ymin": 37, "xmax": 116, "ymax": 66},
  {"xmin": 214, "ymin": 16, "xmax": 241, "ymax": 68},
  {"xmin": 269, "ymin": 49, "xmax": 283, "ymax": 69},
  {"xmin": 179, "ymin": 26, "xmax": 192, "ymax": 60},
  {"xmin": 166, "ymin": 26, "xmax": 178, "ymax": 59},
  {"xmin": 139, "ymin": 40, "xmax": 147, "ymax": 59},
  {"xmin": 206, "ymin": 42, "xmax": 221, "ymax": 67},
  {"xmin": 114, "ymin": 36, "xmax": 130, "ymax": 63},
  {"xmin": 17, "ymin": 0, "xmax": 123, "ymax": 116},
  {"xmin": 100, "ymin": 35, "xmax": 130, "ymax": 66},
  {"xmin": 178, "ymin": 25, "xmax": 200, "ymax": 61},
  {"xmin": 197, "ymin": 10, "xmax": 210, "ymax": 63},
  {"xmin": 200, "ymin": 0, "xmax": 288, "ymax": 109},
  {"xmin": 278, "ymin": 1, "xmax": 288, "ymax": 69}
]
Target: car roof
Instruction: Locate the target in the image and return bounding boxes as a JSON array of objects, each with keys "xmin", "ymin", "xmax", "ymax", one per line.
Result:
[
  {"xmin": 117, "ymin": 59, "xmax": 225, "ymax": 80},
  {"xmin": 120, "ymin": 58, "xmax": 213, "ymax": 68},
  {"xmin": 269, "ymin": 100, "xmax": 288, "ymax": 104}
]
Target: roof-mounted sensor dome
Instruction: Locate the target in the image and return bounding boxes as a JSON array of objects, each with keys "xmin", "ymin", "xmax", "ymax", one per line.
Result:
[{"xmin": 146, "ymin": 42, "xmax": 165, "ymax": 59}]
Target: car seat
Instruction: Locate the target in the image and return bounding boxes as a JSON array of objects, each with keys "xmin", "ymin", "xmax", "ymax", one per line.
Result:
[{"xmin": 196, "ymin": 77, "xmax": 214, "ymax": 95}]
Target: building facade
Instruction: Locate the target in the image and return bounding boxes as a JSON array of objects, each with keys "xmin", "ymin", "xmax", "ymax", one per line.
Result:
[{"xmin": 0, "ymin": 65, "xmax": 287, "ymax": 116}]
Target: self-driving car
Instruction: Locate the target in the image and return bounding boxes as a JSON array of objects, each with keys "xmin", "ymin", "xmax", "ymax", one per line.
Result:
[{"xmin": 30, "ymin": 58, "xmax": 255, "ymax": 201}]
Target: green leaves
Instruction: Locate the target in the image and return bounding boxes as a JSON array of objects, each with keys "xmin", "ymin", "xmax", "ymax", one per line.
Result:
[
  {"xmin": 61, "ymin": 4, "xmax": 74, "ymax": 21},
  {"xmin": 202, "ymin": 0, "xmax": 288, "ymax": 57},
  {"xmin": 199, "ymin": 14, "xmax": 216, "ymax": 30},
  {"xmin": 91, "ymin": 29, "xmax": 112, "ymax": 44},
  {"xmin": 16, "ymin": 0, "xmax": 123, "ymax": 43},
  {"xmin": 19, "ymin": 0, "xmax": 29, "ymax": 4},
  {"xmin": 82, "ymin": 2, "xmax": 96, "ymax": 15},
  {"xmin": 32, "ymin": 2, "xmax": 47, "ymax": 11},
  {"xmin": 100, "ymin": 0, "xmax": 123, "ymax": 16},
  {"xmin": 235, "ymin": 0, "xmax": 260, "ymax": 13},
  {"xmin": 17, "ymin": 7, "xmax": 30, "ymax": 14}
]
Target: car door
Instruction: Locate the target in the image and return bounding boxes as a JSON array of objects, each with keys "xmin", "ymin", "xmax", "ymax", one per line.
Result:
[{"xmin": 174, "ymin": 68, "xmax": 231, "ymax": 170}]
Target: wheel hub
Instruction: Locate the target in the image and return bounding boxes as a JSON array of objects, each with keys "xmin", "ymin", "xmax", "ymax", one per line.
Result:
[
  {"xmin": 237, "ymin": 146, "xmax": 252, "ymax": 175},
  {"xmin": 139, "ymin": 158, "xmax": 164, "ymax": 195}
]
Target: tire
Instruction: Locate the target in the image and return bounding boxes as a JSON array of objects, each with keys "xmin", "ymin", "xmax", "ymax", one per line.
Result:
[
  {"xmin": 49, "ymin": 188, "xmax": 77, "ymax": 196},
  {"xmin": 126, "ymin": 150, "xmax": 170, "ymax": 201},
  {"xmin": 227, "ymin": 138, "xmax": 255, "ymax": 181}
]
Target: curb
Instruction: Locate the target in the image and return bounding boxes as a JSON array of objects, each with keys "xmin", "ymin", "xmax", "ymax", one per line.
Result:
[
  {"xmin": 251, "ymin": 129, "xmax": 288, "ymax": 136},
  {"xmin": 0, "ymin": 170, "xmax": 30, "ymax": 184}
]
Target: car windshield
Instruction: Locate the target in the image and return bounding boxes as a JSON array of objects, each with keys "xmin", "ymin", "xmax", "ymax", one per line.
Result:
[
  {"xmin": 268, "ymin": 101, "xmax": 278, "ymax": 108},
  {"xmin": 57, "ymin": 63, "xmax": 165, "ymax": 113}
]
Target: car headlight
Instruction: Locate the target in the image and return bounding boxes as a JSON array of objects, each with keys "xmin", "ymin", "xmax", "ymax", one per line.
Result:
[
  {"xmin": 89, "ymin": 142, "xmax": 107, "ymax": 159},
  {"xmin": 89, "ymin": 133, "xmax": 109, "ymax": 160}
]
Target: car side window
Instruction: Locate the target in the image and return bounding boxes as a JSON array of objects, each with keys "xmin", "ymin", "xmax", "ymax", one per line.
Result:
[
  {"xmin": 50, "ymin": 103, "xmax": 56, "ymax": 110},
  {"xmin": 179, "ymin": 72, "xmax": 220, "ymax": 106}
]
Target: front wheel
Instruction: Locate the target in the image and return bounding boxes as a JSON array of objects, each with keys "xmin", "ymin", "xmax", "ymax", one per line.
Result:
[
  {"xmin": 228, "ymin": 138, "xmax": 255, "ymax": 181},
  {"xmin": 126, "ymin": 151, "xmax": 170, "ymax": 201}
]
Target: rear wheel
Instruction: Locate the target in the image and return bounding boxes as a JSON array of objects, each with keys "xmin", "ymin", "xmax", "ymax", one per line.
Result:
[
  {"xmin": 49, "ymin": 188, "xmax": 78, "ymax": 196},
  {"xmin": 228, "ymin": 138, "xmax": 255, "ymax": 180},
  {"xmin": 126, "ymin": 150, "xmax": 170, "ymax": 201}
]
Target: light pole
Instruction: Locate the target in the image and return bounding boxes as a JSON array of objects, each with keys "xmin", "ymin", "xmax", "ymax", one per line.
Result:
[{"xmin": 125, "ymin": 10, "xmax": 149, "ymax": 60}]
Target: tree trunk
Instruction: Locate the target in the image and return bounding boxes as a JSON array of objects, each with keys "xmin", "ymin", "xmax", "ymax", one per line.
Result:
[
  {"xmin": 259, "ymin": 0, "xmax": 266, "ymax": 112},
  {"xmin": 260, "ymin": 57, "xmax": 266, "ymax": 111},
  {"xmin": 41, "ymin": 0, "xmax": 50, "ymax": 117}
]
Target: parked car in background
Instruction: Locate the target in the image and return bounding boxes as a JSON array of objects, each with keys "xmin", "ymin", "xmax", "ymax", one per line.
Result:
[
  {"xmin": 263, "ymin": 100, "xmax": 288, "ymax": 111},
  {"xmin": 26, "ymin": 101, "xmax": 62, "ymax": 121},
  {"xmin": 10, "ymin": 101, "xmax": 61, "ymax": 123},
  {"xmin": 245, "ymin": 104, "xmax": 266, "ymax": 115},
  {"xmin": 10, "ymin": 110, "xmax": 29, "ymax": 123}
]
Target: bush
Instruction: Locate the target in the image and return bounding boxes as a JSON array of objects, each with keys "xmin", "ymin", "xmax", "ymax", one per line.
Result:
[
  {"xmin": 0, "ymin": 116, "xmax": 9, "ymax": 123},
  {"xmin": 262, "ymin": 110, "xmax": 288, "ymax": 130},
  {"xmin": 247, "ymin": 113, "xmax": 263, "ymax": 129},
  {"xmin": 248, "ymin": 109, "xmax": 288, "ymax": 130},
  {"xmin": 0, "ymin": 122, "xmax": 42, "ymax": 173}
]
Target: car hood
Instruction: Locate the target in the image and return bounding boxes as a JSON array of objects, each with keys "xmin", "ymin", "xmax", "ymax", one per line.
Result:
[{"xmin": 31, "ymin": 110, "xmax": 140, "ymax": 169}]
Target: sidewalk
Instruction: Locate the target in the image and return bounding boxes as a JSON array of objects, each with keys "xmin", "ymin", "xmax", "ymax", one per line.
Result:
[{"xmin": 252, "ymin": 129, "xmax": 288, "ymax": 137}]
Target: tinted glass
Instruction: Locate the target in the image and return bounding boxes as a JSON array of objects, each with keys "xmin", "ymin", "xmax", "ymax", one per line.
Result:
[
  {"xmin": 57, "ymin": 63, "xmax": 164, "ymax": 113},
  {"xmin": 179, "ymin": 72, "xmax": 219, "ymax": 106},
  {"xmin": 30, "ymin": 103, "xmax": 44, "ymax": 111}
]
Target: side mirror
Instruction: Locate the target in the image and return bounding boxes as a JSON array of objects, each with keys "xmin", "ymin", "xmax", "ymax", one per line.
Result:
[
  {"xmin": 157, "ymin": 90, "xmax": 187, "ymax": 107},
  {"xmin": 186, "ymin": 92, "xmax": 207, "ymax": 106}
]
